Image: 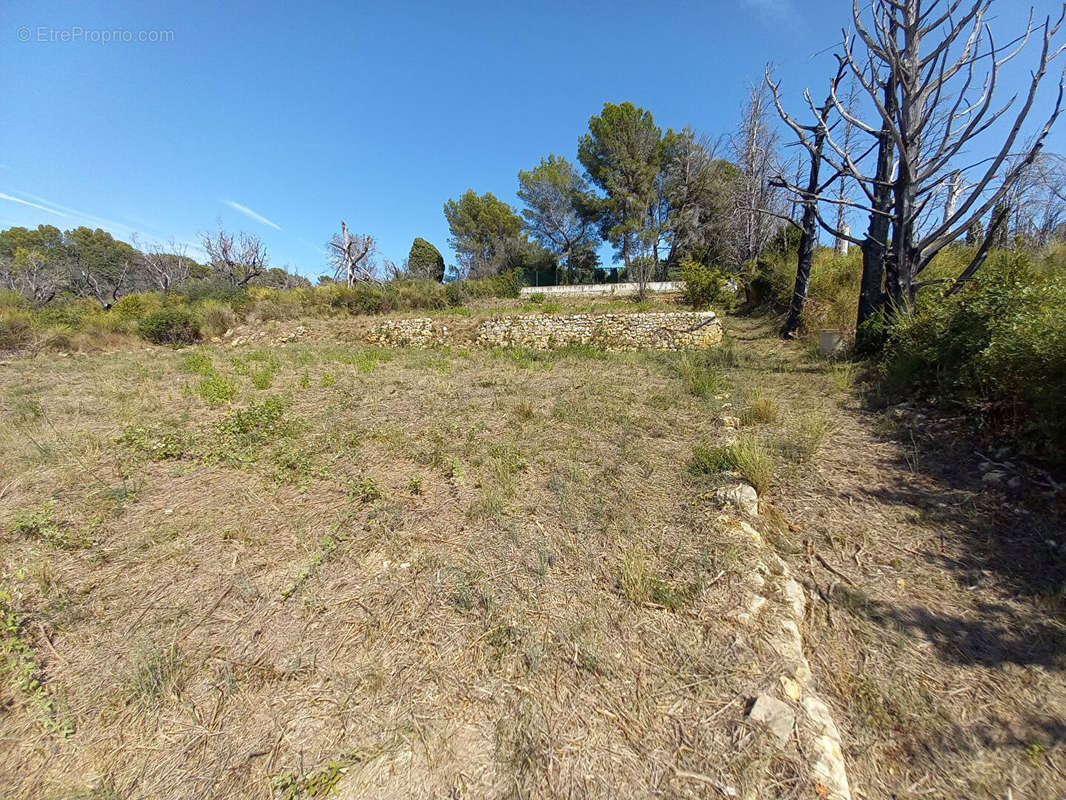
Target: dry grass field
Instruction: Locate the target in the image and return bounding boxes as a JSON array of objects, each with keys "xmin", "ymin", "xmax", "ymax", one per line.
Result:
[{"xmin": 1, "ymin": 308, "xmax": 1064, "ymax": 800}]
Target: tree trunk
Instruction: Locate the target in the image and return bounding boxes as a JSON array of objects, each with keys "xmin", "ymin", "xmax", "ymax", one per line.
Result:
[
  {"xmin": 856, "ymin": 77, "xmax": 897, "ymax": 348},
  {"xmin": 781, "ymin": 129, "xmax": 825, "ymax": 339}
]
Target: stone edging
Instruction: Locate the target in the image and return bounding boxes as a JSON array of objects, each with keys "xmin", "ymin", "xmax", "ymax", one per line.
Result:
[{"xmin": 714, "ymin": 458, "xmax": 853, "ymax": 800}]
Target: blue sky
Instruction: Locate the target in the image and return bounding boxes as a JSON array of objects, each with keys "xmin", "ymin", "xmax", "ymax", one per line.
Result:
[{"xmin": 2, "ymin": 0, "xmax": 1063, "ymax": 277}]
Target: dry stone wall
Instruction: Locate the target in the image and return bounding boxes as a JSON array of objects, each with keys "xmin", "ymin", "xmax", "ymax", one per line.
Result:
[
  {"xmin": 367, "ymin": 311, "xmax": 723, "ymax": 351},
  {"xmin": 475, "ymin": 311, "xmax": 722, "ymax": 350},
  {"xmin": 366, "ymin": 318, "xmax": 447, "ymax": 348}
]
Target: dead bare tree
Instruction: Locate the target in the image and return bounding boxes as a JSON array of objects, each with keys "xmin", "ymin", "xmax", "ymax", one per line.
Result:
[
  {"xmin": 201, "ymin": 226, "xmax": 268, "ymax": 287},
  {"xmin": 775, "ymin": 67, "xmax": 846, "ymax": 338},
  {"xmin": 731, "ymin": 83, "xmax": 788, "ymax": 274},
  {"xmin": 833, "ymin": 75, "xmax": 861, "ymax": 254},
  {"xmin": 4, "ymin": 247, "xmax": 58, "ymax": 304},
  {"xmin": 768, "ymin": 0, "xmax": 1066, "ymax": 334},
  {"xmin": 139, "ymin": 237, "xmax": 192, "ymax": 295},
  {"xmin": 1011, "ymin": 152, "xmax": 1066, "ymax": 245},
  {"xmin": 327, "ymin": 222, "xmax": 378, "ymax": 287}
]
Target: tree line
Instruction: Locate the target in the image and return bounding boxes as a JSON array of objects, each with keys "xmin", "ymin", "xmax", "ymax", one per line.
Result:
[{"xmin": 4, "ymin": 0, "xmax": 1063, "ymax": 319}]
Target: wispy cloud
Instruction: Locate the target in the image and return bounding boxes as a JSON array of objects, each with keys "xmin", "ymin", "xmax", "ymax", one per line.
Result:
[
  {"xmin": 0, "ymin": 191, "xmax": 71, "ymax": 218},
  {"xmin": 0, "ymin": 189, "xmax": 192, "ymax": 254},
  {"xmin": 0, "ymin": 189, "xmax": 142, "ymax": 234},
  {"xmin": 224, "ymin": 200, "xmax": 282, "ymax": 230}
]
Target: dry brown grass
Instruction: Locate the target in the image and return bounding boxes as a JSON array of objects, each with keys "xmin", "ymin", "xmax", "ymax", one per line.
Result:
[
  {"xmin": 724, "ymin": 315, "xmax": 1066, "ymax": 800},
  {"xmin": 0, "ymin": 326, "xmax": 807, "ymax": 800},
  {"xmin": 6, "ymin": 310, "xmax": 1060, "ymax": 800}
]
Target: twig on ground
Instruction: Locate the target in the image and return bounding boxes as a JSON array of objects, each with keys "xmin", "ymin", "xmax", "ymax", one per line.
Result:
[
  {"xmin": 815, "ymin": 552, "xmax": 858, "ymax": 587},
  {"xmin": 176, "ymin": 585, "xmax": 233, "ymax": 644}
]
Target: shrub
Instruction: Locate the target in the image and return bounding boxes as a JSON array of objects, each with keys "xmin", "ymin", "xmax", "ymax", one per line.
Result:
[
  {"xmin": 198, "ymin": 299, "xmax": 238, "ymax": 337},
  {"xmin": 196, "ymin": 374, "xmax": 238, "ymax": 404},
  {"xmin": 444, "ymin": 282, "xmax": 466, "ymax": 307},
  {"xmin": 174, "ymin": 276, "xmax": 249, "ymax": 307},
  {"xmin": 137, "ymin": 308, "xmax": 201, "ymax": 346},
  {"xmin": 407, "ymin": 237, "xmax": 446, "ymax": 282},
  {"xmin": 879, "ymin": 252, "xmax": 1066, "ymax": 461},
  {"xmin": 679, "ymin": 260, "xmax": 727, "ymax": 309},
  {"xmin": 110, "ymin": 292, "xmax": 162, "ymax": 321},
  {"xmin": 0, "ymin": 310, "xmax": 34, "ymax": 349}
]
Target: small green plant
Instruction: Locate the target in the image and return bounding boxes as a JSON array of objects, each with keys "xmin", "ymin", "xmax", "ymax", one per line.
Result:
[
  {"xmin": 270, "ymin": 443, "xmax": 315, "ymax": 485},
  {"xmin": 181, "ymin": 348, "xmax": 215, "ymax": 376},
  {"xmin": 273, "ymin": 758, "xmax": 355, "ymax": 800},
  {"xmin": 452, "ymin": 573, "xmax": 492, "ymax": 613},
  {"xmin": 351, "ymin": 475, "xmax": 381, "ymax": 503},
  {"xmin": 408, "ymin": 474, "xmax": 424, "ymax": 495},
  {"xmin": 0, "ymin": 582, "xmax": 74, "ymax": 736},
  {"xmin": 10, "ymin": 502, "xmax": 87, "ymax": 549},
  {"xmin": 830, "ymin": 362, "xmax": 855, "ymax": 393},
  {"xmin": 212, "ymin": 396, "xmax": 294, "ymax": 464},
  {"xmin": 247, "ymin": 350, "xmax": 280, "ymax": 389},
  {"xmin": 137, "ymin": 308, "xmax": 201, "ymax": 346},
  {"xmin": 320, "ymin": 372, "xmax": 336, "ymax": 387},
  {"xmin": 529, "ymin": 292, "xmax": 546, "ymax": 304},
  {"xmin": 677, "ymin": 351, "xmax": 722, "ymax": 398},
  {"xmin": 298, "ymin": 370, "xmax": 311, "ymax": 389},
  {"xmin": 196, "ymin": 373, "xmax": 238, "ymax": 404},
  {"xmin": 124, "ymin": 643, "xmax": 180, "ymax": 703},
  {"xmin": 353, "ymin": 348, "xmax": 393, "ymax": 373},
  {"xmin": 119, "ymin": 426, "xmax": 190, "ymax": 461},
  {"xmin": 689, "ymin": 436, "xmax": 774, "ymax": 495}
]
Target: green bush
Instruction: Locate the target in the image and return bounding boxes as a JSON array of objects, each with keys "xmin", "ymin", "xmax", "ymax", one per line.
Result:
[
  {"xmin": 137, "ymin": 308, "xmax": 201, "ymax": 346},
  {"xmin": 0, "ymin": 310, "xmax": 34, "ymax": 349},
  {"xmin": 679, "ymin": 260, "xmax": 727, "ymax": 309},
  {"xmin": 407, "ymin": 237, "xmax": 446, "ymax": 282},
  {"xmin": 744, "ymin": 256, "xmax": 793, "ymax": 310},
  {"xmin": 879, "ymin": 252, "xmax": 1066, "ymax": 462},
  {"xmin": 174, "ymin": 276, "xmax": 249, "ymax": 307},
  {"xmin": 110, "ymin": 292, "xmax": 162, "ymax": 321},
  {"xmin": 444, "ymin": 282, "xmax": 466, "ymax": 307},
  {"xmin": 198, "ymin": 299, "xmax": 237, "ymax": 337},
  {"xmin": 196, "ymin": 374, "xmax": 238, "ymax": 404}
]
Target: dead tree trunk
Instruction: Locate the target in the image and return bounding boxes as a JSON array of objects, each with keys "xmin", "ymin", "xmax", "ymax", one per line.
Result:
[{"xmin": 782, "ymin": 127, "xmax": 826, "ymax": 338}]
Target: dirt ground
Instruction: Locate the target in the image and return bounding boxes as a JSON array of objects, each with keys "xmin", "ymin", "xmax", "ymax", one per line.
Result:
[{"xmin": 1, "ymin": 309, "xmax": 1063, "ymax": 800}]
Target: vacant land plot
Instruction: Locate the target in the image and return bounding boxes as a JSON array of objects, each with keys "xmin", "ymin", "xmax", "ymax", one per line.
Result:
[
  {"xmin": 2, "ymin": 313, "xmax": 1064, "ymax": 800},
  {"xmin": 0, "ymin": 325, "xmax": 802, "ymax": 799}
]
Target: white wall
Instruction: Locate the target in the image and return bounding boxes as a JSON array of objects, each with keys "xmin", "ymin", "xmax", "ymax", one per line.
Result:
[{"xmin": 519, "ymin": 281, "xmax": 682, "ymax": 298}]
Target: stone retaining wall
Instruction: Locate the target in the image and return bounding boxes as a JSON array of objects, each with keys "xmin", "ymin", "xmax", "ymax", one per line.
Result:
[
  {"xmin": 366, "ymin": 318, "xmax": 447, "ymax": 347},
  {"xmin": 367, "ymin": 311, "xmax": 723, "ymax": 351}
]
